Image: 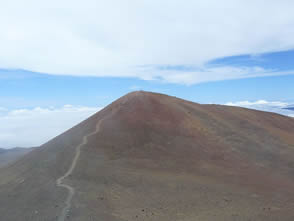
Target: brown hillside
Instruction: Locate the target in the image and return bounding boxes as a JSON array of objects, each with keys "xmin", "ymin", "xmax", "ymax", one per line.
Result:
[
  {"xmin": 0, "ymin": 148, "xmax": 33, "ymax": 168},
  {"xmin": 0, "ymin": 91, "xmax": 294, "ymax": 221}
]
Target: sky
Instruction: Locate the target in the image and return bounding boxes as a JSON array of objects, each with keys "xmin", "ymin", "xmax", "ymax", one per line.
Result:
[{"xmin": 0, "ymin": 0, "xmax": 294, "ymax": 148}]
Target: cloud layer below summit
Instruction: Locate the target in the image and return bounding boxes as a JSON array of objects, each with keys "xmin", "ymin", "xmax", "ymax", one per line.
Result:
[
  {"xmin": 225, "ymin": 100, "xmax": 294, "ymax": 117},
  {"xmin": 0, "ymin": 105, "xmax": 101, "ymax": 148}
]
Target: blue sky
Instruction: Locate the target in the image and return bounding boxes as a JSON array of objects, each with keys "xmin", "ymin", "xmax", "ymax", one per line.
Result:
[
  {"xmin": 1, "ymin": 0, "xmax": 294, "ymax": 148},
  {"xmin": 1, "ymin": 50, "xmax": 294, "ymax": 109},
  {"xmin": 1, "ymin": 71, "xmax": 294, "ymax": 108}
]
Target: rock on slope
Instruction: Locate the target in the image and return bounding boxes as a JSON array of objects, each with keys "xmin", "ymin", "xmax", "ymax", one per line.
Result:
[{"xmin": 0, "ymin": 91, "xmax": 294, "ymax": 221}]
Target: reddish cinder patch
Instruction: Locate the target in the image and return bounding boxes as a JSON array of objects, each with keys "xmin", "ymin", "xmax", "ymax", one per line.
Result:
[{"xmin": 86, "ymin": 92, "xmax": 294, "ymax": 197}]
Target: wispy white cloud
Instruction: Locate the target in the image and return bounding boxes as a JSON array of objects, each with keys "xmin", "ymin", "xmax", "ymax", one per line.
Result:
[
  {"xmin": 0, "ymin": 105, "xmax": 101, "ymax": 148},
  {"xmin": 225, "ymin": 100, "xmax": 294, "ymax": 117},
  {"xmin": 139, "ymin": 65, "xmax": 294, "ymax": 85},
  {"xmin": 1, "ymin": 0, "xmax": 294, "ymax": 84}
]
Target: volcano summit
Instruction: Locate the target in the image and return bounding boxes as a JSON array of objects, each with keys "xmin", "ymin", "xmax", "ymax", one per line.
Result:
[{"xmin": 0, "ymin": 91, "xmax": 294, "ymax": 221}]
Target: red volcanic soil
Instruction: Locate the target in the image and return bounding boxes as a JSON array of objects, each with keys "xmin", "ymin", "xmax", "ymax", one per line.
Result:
[{"xmin": 0, "ymin": 91, "xmax": 294, "ymax": 221}]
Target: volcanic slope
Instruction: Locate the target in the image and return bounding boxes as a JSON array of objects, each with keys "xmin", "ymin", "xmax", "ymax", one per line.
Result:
[
  {"xmin": 0, "ymin": 147, "xmax": 33, "ymax": 168},
  {"xmin": 0, "ymin": 91, "xmax": 294, "ymax": 221}
]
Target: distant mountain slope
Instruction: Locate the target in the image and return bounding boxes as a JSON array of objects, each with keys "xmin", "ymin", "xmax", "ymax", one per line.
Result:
[
  {"xmin": 0, "ymin": 147, "xmax": 34, "ymax": 168},
  {"xmin": 0, "ymin": 91, "xmax": 294, "ymax": 221}
]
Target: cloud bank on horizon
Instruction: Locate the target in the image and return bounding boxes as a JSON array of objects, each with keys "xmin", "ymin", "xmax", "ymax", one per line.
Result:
[
  {"xmin": 1, "ymin": 0, "xmax": 294, "ymax": 84},
  {"xmin": 225, "ymin": 100, "xmax": 294, "ymax": 117},
  {"xmin": 0, "ymin": 105, "xmax": 101, "ymax": 148}
]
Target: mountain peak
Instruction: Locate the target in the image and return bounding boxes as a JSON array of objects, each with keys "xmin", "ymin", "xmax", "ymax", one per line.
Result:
[
  {"xmin": 119, "ymin": 90, "xmax": 167, "ymax": 102},
  {"xmin": 1, "ymin": 92, "xmax": 294, "ymax": 221}
]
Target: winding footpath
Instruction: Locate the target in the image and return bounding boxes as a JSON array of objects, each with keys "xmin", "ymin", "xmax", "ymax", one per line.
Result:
[{"xmin": 56, "ymin": 119, "xmax": 103, "ymax": 221}]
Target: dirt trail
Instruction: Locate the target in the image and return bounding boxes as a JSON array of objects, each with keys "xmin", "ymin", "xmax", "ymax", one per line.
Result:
[{"xmin": 56, "ymin": 119, "xmax": 103, "ymax": 221}]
